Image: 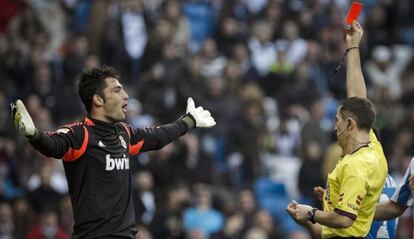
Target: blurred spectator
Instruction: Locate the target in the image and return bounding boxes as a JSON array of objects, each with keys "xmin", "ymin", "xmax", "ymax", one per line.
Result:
[
  {"xmin": 248, "ymin": 21, "xmax": 276, "ymax": 77},
  {"xmin": 365, "ymin": 3, "xmax": 393, "ymax": 49},
  {"xmin": 150, "ymin": 184, "xmax": 190, "ymax": 239},
  {"xmin": 126, "ymin": 98, "xmax": 155, "ymax": 128},
  {"xmin": 401, "ymin": 57, "xmax": 414, "ymax": 104},
  {"xmin": 86, "ymin": 0, "xmax": 110, "ymax": 54},
  {"xmin": 200, "ymin": 39, "xmax": 227, "ymax": 78},
  {"xmin": 182, "ymin": 132, "xmax": 214, "ymax": 185},
  {"xmin": 27, "ymin": 163, "xmax": 62, "ymax": 213},
  {"xmin": 244, "ymin": 227, "xmax": 267, "ymax": 239},
  {"xmin": 297, "ymin": 8, "xmax": 318, "ymax": 40},
  {"xmin": 133, "ymin": 170, "xmax": 157, "ymax": 226},
  {"xmin": 211, "ymin": 213, "xmax": 245, "ymax": 239},
  {"xmin": 305, "ymin": 41, "xmax": 329, "ymax": 93},
  {"xmin": 12, "ymin": 197, "xmax": 33, "ymax": 239},
  {"xmin": 183, "ymin": 184, "xmax": 224, "ymax": 238},
  {"xmin": 63, "ymin": 36, "xmax": 90, "ymax": 84},
  {"xmin": 141, "ymin": 18, "xmax": 172, "ymax": 76},
  {"xmin": 27, "ymin": 161, "xmax": 67, "ymax": 194},
  {"xmin": 227, "ymin": 99, "xmax": 266, "ymax": 188},
  {"xmin": 182, "ymin": 0, "xmax": 216, "ymax": 52},
  {"xmin": 27, "ymin": 0, "xmax": 66, "ymax": 60},
  {"xmin": 187, "ymin": 229, "xmax": 205, "ymax": 239},
  {"xmin": 176, "ymin": 55, "xmax": 207, "ymax": 107},
  {"xmin": 58, "ymin": 195, "xmax": 73, "ymax": 236},
  {"xmin": 215, "ymin": 17, "xmax": 245, "ymax": 57},
  {"xmin": 27, "ymin": 61, "xmax": 56, "ymax": 111},
  {"xmin": 146, "ymin": 139, "xmax": 189, "ymax": 189},
  {"xmin": 365, "ymin": 45, "xmax": 413, "ymax": 100},
  {"xmin": 119, "ymin": 0, "xmax": 148, "ymax": 82},
  {"xmin": 238, "ymin": 190, "xmax": 257, "ymax": 229},
  {"xmin": 272, "ymin": 116, "xmax": 301, "ymax": 157},
  {"xmin": 200, "ymin": 76, "xmax": 236, "ymax": 136},
  {"xmin": 8, "ymin": 6, "xmax": 47, "ymax": 60},
  {"xmin": 0, "ymin": 90, "xmax": 10, "ymax": 131},
  {"xmin": 297, "ymin": 140, "xmax": 325, "ymax": 207},
  {"xmin": 26, "ymin": 208, "xmax": 70, "ymax": 239},
  {"xmin": 0, "ymin": 200, "xmax": 14, "ymax": 238},
  {"xmin": 301, "ymin": 99, "xmax": 330, "ymax": 152},
  {"xmin": 162, "ymin": 0, "xmax": 190, "ymax": 48},
  {"xmin": 0, "ymin": 0, "xmax": 25, "ymax": 34},
  {"xmin": 275, "ymin": 21, "xmax": 308, "ymax": 65},
  {"xmin": 0, "ymin": 136, "xmax": 21, "ymax": 200},
  {"xmin": 230, "ymin": 43, "xmax": 254, "ymax": 78},
  {"xmin": 252, "ymin": 210, "xmax": 282, "ymax": 238}
]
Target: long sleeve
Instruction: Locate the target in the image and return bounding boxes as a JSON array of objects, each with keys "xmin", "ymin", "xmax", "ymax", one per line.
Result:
[
  {"xmin": 29, "ymin": 124, "xmax": 87, "ymax": 161},
  {"xmin": 127, "ymin": 119, "xmax": 189, "ymax": 154}
]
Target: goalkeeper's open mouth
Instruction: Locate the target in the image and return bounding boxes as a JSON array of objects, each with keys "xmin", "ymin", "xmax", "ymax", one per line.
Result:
[{"xmin": 122, "ymin": 103, "xmax": 128, "ymax": 113}]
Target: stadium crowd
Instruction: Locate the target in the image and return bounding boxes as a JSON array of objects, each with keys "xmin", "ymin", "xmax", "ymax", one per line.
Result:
[{"xmin": 1, "ymin": 0, "xmax": 414, "ymax": 238}]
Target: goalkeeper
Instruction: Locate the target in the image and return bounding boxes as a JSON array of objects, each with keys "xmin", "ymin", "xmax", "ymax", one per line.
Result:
[{"xmin": 10, "ymin": 66, "xmax": 215, "ymax": 238}]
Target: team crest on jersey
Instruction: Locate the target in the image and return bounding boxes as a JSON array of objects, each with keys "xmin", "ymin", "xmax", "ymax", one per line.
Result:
[{"xmin": 119, "ymin": 135, "xmax": 127, "ymax": 149}]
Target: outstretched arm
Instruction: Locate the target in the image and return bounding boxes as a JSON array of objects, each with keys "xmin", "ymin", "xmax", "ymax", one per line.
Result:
[
  {"xmin": 11, "ymin": 100, "xmax": 85, "ymax": 160},
  {"xmin": 374, "ymin": 200, "xmax": 406, "ymax": 221},
  {"xmin": 129, "ymin": 97, "xmax": 216, "ymax": 153},
  {"xmin": 346, "ymin": 21, "xmax": 366, "ymax": 98}
]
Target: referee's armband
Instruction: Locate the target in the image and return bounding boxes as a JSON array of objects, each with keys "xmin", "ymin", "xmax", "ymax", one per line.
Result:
[{"xmin": 334, "ymin": 208, "xmax": 357, "ymax": 221}]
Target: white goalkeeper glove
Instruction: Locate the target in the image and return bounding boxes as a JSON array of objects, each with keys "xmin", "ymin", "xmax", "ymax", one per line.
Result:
[
  {"xmin": 10, "ymin": 100, "xmax": 36, "ymax": 137},
  {"xmin": 185, "ymin": 97, "xmax": 216, "ymax": 128}
]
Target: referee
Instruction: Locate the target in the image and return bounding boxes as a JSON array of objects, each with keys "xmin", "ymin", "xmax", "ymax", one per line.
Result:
[
  {"xmin": 287, "ymin": 21, "xmax": 388, "ymax": 239},
  {"xmin": 10, "ymin": 66, "xmax": 216, "ymax": 238}
]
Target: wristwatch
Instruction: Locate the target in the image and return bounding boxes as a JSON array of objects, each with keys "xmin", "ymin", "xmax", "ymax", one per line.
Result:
[{"xmin": 307, "ymin": 208, "xmax": 318, "ymax": 224}]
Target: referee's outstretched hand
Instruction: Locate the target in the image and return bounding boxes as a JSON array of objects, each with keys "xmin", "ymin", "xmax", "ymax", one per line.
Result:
[
  {"xmin": 186, "ymin": 97, "xmax": 216, "ymax": 128},
  {"xmin": 346, "ymin": 20, "xmax": 363, "ymax": 48},
  {"xmin": 10, "ymin": 99, "xmax": 36, "ymax": 137}
]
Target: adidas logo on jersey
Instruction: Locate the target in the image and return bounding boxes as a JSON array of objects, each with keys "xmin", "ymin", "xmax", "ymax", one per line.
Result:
[
  {"xmin": 105, "ymin": 154, "xmax": 129, "ymax": 171},
  {"xmin": 98, "ymin": 141, "xmax": 105, "ymax": 147}
]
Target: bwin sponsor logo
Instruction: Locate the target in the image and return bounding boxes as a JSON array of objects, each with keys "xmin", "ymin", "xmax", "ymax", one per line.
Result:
[{"xmin": 105, "ymin": 154, "xmax": 129, "ymax": 170}]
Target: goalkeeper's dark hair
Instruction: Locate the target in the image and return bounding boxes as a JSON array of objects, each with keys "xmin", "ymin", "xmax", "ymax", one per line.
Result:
[
  {"xmin": 78, "ymin": 66, "xmax": 120, "ymax": 113},
  {"xmin": 339, "ymin": 97, "xmax": 376, "ymax": 132}
]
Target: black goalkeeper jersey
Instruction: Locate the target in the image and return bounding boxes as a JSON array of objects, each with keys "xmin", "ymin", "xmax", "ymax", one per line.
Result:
[{"xmin": 30, "ymin": 117, "xmax": 189, "ymax": 238}]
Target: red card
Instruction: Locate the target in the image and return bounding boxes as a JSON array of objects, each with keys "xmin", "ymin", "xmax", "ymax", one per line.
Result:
[{"xmin": 345, "ymin": 2, "xmax": 363, "ymax": 25}]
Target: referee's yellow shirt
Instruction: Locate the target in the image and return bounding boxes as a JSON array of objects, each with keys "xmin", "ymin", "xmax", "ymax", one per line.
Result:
[{"xmin": 322, "ymin": 130, "xmax": 388, "ymax": 239}]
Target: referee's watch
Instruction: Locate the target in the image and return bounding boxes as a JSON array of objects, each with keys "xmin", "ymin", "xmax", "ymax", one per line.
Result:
[{"xmin": 307, "ymin": 208, "xmax": 318, "ymax": 224}]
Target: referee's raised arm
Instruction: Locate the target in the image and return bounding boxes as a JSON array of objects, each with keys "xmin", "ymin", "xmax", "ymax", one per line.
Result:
[{"xmin": 346, "ymin": 21, "xmax": 366, "ymax": 98}]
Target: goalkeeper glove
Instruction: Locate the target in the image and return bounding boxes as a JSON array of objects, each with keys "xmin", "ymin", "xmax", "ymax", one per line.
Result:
[
  {"xmin": 10, "ymin": 100, "xmax": 36, "ymax": 137},
  {"xmin": 185, "ymin": 97, "xmax": 216, "ymax": 128}
]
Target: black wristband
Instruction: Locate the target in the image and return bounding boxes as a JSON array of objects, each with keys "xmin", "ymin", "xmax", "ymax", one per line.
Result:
[
  {"xmin": 308, "ymin": 208, "xmax": 318, "ymax": 224},
  {"xmin": 28, "ymin": 129, "xmax": 40, "ymax": 141},
  {"xmin": 346, "ymin": 46, "xmax": 359, "ymax": 53},
  {"xmin": 333, "ymin": 47, "xmax": 359, "ymax": 74},
  {"xmin": 180, "ymin": 113, "xmax": 196, "ymax": 128}
]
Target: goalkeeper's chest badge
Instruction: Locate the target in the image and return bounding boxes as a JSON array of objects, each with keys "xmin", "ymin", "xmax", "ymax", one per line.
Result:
[{"xmin": 119, "ymin": 135, "xmax": 127, "ymax": 149}]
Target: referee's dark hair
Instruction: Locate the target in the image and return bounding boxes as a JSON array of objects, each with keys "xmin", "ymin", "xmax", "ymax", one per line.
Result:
[
  {"xmin": 339, "ymin": 97, "xmax": 376, "ymax": 132},
  {"xmin": 78, "ymin": 66, "xmax": 120, "ymax": 113}
]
